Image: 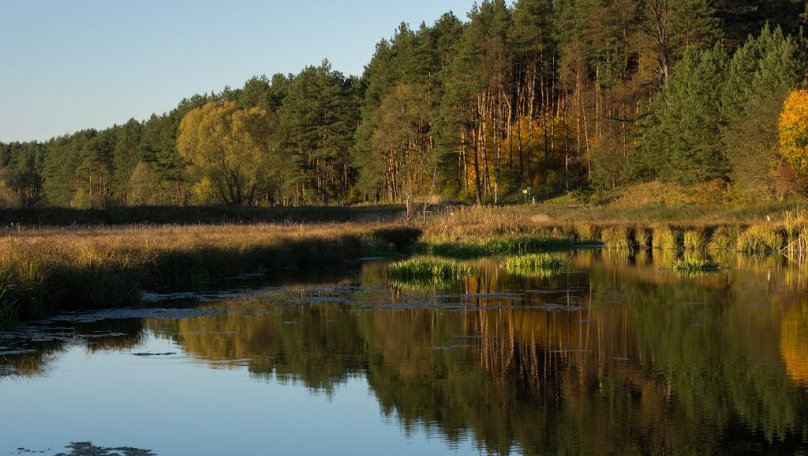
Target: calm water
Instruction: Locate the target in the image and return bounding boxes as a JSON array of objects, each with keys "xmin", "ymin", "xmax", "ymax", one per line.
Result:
[{"xmin": 2, "ymin": 250, "xmax": 808, "ymax": 455}]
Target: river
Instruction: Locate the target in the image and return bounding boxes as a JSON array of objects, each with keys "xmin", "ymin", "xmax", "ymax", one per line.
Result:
[{"xmin": 1, "ymin": 250, "xmax": 807, "ymax": 455}]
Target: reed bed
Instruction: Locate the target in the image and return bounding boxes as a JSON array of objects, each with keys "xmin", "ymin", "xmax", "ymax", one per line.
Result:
[
  {"xmin": 0, "ymin": 223, "xmax": 420, "ymax": 327},
  {"xmin": 683, "ymin": 229, "xmax": 708, "ymax": 251},
  {"xmin": 424, "ymin": 206, "xmax": 808, "ymax": 257},
  {"xmin": 736, "ymin": 225, "xmax": 785, "ymax": 254},
  {"xmin": 600, "ymin": 225, "xmax": 634, "ymax": 250}
]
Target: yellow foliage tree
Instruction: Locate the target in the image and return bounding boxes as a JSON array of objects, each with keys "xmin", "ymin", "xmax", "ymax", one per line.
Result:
[
  {"xmin": 779, "ymin": 89, "xmax": 808, "ymax": 174},
  {"xmin": 177, "ymin": 101, "xmax": 273, "ymax": 205}
]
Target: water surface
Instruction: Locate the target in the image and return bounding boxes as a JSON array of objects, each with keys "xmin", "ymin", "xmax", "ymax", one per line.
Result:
[{"xmin": 2, "ymin": 251, "xmax": 808, "ymax": 455}]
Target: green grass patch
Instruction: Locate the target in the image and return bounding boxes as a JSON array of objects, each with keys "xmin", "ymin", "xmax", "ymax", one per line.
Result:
[
  {"xmin": 502, "ymin": 254, "xmax": 567, "ymax": 277},
  {"xmin": 387, "ymin": 257, "xmax": 475, "ymax": 289},
  {"xmin": 388, "ymin": 257, "xmax": 474, "ymax": 281}
]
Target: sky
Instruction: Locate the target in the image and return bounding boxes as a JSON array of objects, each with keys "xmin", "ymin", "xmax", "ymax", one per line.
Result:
[{"xmin": 0, "ymin": 0, "xmax": 480, "ymax": 142}]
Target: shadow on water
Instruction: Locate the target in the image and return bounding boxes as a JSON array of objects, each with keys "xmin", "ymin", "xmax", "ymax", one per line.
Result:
[{"xmin": 4, "ymin": 250, "xmax": 808, "ymax": 454}]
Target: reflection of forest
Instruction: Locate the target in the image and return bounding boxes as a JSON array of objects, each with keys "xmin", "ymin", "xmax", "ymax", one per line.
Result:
[
  {"xmin": 0, "ymin": 319, "xmax": 145, "ymax": 376},
  {"xmin": 143, "ymin": 252, "xmax": 808, "ymax": 454}
]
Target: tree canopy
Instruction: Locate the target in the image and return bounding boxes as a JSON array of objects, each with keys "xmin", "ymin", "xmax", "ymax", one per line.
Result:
[{"xmin": 2, "ymin": 0, "xmax": 807, "ymax": 208}]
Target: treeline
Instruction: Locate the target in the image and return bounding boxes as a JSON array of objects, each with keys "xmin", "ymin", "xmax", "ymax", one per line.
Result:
[{"xmin": 1, "ymin": 0, "xmax": 807, "ymax": 209}]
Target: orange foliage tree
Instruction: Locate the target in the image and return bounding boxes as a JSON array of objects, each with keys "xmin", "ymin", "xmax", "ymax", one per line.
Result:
[{"xmin": 779, "ymin": 89, "xmax": 808, "ymax": 174}]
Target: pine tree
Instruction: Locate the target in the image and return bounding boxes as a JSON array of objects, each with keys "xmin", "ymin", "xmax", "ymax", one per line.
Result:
[{"xmin": 640, "ymin": 44, "xmax": 730, "ymax": 184}]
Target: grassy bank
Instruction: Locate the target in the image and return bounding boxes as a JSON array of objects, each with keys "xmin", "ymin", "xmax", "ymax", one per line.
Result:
[
  {"xmin": 0, "ymin": 223, "xmax": 420, "ymax": 327},
  {"xmin": 422, "ymin": 205, "xmax": 808, "ymax": 256},
  {"xmin": 4, "ymin": 199, "xmax": 807, "ymax": 328}
]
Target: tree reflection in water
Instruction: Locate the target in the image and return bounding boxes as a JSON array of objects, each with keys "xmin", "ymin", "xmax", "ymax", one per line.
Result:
[
  {"xmin": 143, "ymin": 251, "xmax": 808, "ymax": 454},
  {"xmin": 3, "ymin": 251, "xmax": 807, "ymax": 454}
]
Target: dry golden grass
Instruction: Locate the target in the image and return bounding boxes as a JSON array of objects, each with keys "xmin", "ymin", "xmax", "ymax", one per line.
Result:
[{"xmin": 0, "ymin": 222, "xmax": 419, "ymax": 326}]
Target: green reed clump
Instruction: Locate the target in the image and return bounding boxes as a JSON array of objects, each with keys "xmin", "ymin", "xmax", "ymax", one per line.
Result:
[
  {"xmin": 387, "ymin": 257, "xmax": 474, "ymax": 286},
  {"xmin": 636, "ymin": 227, "xmax": 652, "ymax": 250},
  {"xmin": 503, "ymin": 254, "xmax": 566, "ymax": 277},
  {"xmin": 708, "ymin": 226, "xmax": 740, "ymax": 252},
  {"xmin": 737, "ymin": 225, "xmax": 785, "ymax": 254},
  {"xmin": 782, "ymin": 211, "xmax": 808, "ymax": 255},
  {"xmin": 672, "ymin": 259, "xmax": 721, "ymax": 273},
  {"xmin": 575, "ymin": 224, "xmax": 601, "ymax": 244},
  {"xmin": 600, "ymin": 225, "xmax": 633, "ymax": 250},
  {"xmin": 683, "ymin": 229, "xmax": 708, "ymax": 251},
  {"xmin": 653, "ymin": 226, "xmax": 680, "ymax": 250}
]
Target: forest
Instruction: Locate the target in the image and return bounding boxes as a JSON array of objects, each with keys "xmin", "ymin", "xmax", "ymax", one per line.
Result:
[{"xmin": 1, "ymin": 0, "xmax": 807, "ymax": 209}]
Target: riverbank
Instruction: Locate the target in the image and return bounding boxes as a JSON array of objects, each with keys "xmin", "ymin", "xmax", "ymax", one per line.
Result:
[
  {"xmin": 420, "ymin": 204, "xmax": 808, "ymax": 256},
  {"xmin": 0, "ymin": 223, "xmax": 420, "ymax": 327},
  {"xmin": 2, "ymin": 199, "xmax": 807, "ymax": 328}
]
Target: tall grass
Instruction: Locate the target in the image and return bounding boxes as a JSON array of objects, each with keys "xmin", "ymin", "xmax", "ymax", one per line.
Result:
[
  {"xmin": 600, "ymin": 226, "xmax": 634, "ymax": 250},
  {"xmin": 652, "ymin": 226, "xmax": 680, "ymax": 250},
  {"xmin": 683, "ymin": 229, "xmax": 708, "ymax": 251},
  {"xmin": 708, "ymin": 226, "xmax": 740, "ymax": 252},
  {"xmin": 503, "ymin": 254, "xmax": 567, "ymax": 277},
  {"xmin": 0, "ymin": 259, "xmax": 47, "ymax": 328},
  {"xmin": 0, "ymin": 223, "xmax": 420, "ymax": 327},
  {"xmin": 737, "ymin": 225, "xmax": 785, "ymax": 254},
  {"xmin": 575, "ymin": 224, "xmax": 601, "ymax": 244},
  {"xmin": 636, "ymin": 227, "xmax": 652, "ymax": 250},
  {"xmin": 387, "ymin": 257, "xmax": 474, "ymax": 288}
]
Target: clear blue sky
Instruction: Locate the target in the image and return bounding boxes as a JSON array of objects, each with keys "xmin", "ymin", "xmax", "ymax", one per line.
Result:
[{"xmin": 0, "ymin": 0, "xmax": 480, "ymax": 142}]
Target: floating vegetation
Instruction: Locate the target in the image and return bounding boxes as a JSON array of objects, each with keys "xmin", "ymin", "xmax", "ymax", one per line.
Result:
[
  {"xmin": 503, "ymin": 254, "xmax": 567, "ymax": 277},
  {"xmin": 672, "ymin": 259, "xmax": 721, "ymax": 273},
  {"xmin": 387, "ymin": 257, "xmax": 474, "ymax": 288}
]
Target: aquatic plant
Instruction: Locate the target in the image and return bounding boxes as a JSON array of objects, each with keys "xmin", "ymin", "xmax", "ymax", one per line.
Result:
[
  {"xmin": 600, "ymin": 225, "xmax": 633, "ymax": 250},
  {"xmin": 653, "ymin": 226, "xmax": 680, "ymax": 250},
  {"xmin": 387, "ymin": 257, "xmax": 474, "ymax": 284},
  {"xmin": 683, "ymin": 229, "xmax": 708, "ymax": 251},
  {"xmin": 737, "ymin": 224, "xmax": 785, "ymax": 254},
  {"xmin": 635, "ymin": 227, "xmax": 652, "ymax": 250},
  {"xmin": 503, "ymin": 254, "xmax": 567, "ymax": 277},
  {"xmin": 575, "ymin": 224, "xmax": 601, "ymax": 244},
  {"xmin": 708, "ymin": 226, "xmax": 740, "ymax": 252}
]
